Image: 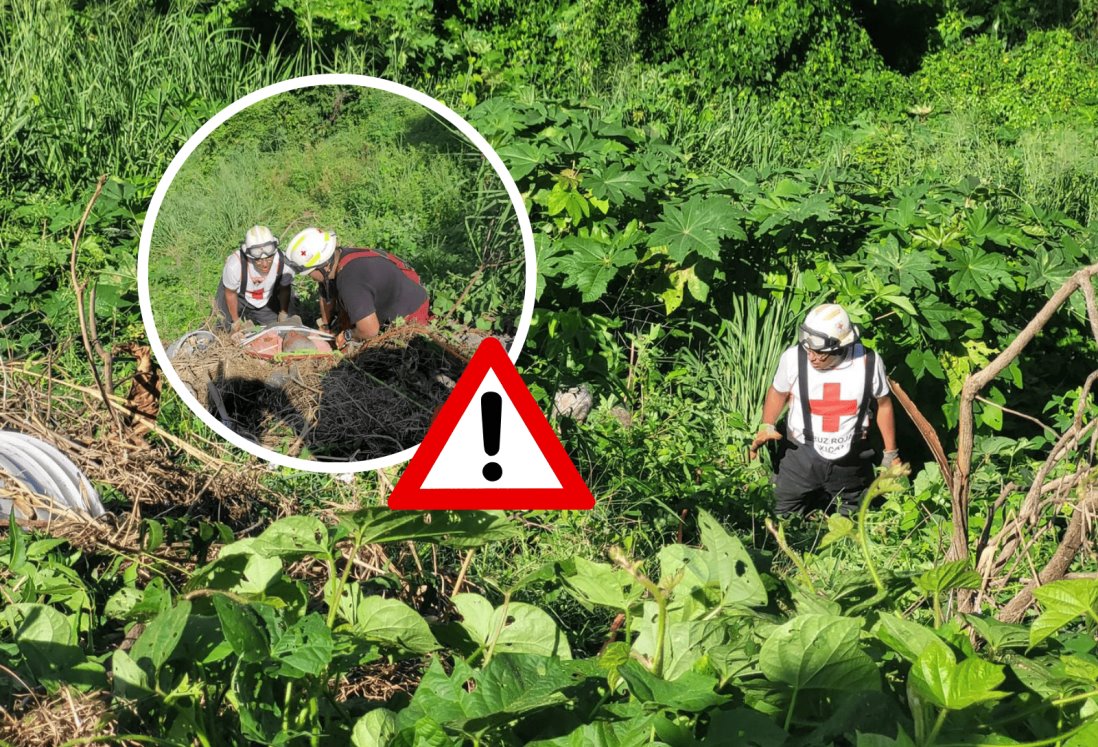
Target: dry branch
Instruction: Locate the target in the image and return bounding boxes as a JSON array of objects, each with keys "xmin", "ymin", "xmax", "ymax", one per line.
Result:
[
  {"xmin": 998, "ymin": 487, "xmax": 1098, "ymax": 622},
  {"xmin": 889, "ymin": 377, "xmax": 953, "ymax": 494},
  {"xmin": 950, "ymin": 263, "xmax": 1098, "ymax": 563}
]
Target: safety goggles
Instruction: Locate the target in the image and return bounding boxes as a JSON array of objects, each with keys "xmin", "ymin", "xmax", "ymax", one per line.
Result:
[
  {"xmin": 799, "ymin": 324, "xmax": 844, "ymax": 353},
  {"xmin": 243, "ymin": 241, "xmax": 278, "ymax": 260}
]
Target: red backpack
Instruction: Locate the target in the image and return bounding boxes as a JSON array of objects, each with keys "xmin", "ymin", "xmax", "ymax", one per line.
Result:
[{"xmin": 337, "ymin": 248, "xmax": 422, "ymax": 285}]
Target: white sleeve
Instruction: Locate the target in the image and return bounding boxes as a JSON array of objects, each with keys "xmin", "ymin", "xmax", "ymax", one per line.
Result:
[
  {"xmin": 772, "ymin": 347, "xmax": 796, "ymax": 393},
  {"xmin": 873, "ymin": 352, "xmax": 891, "ymax": 397},
  {"xmin": 222, "ymin": 254, "xmax": 242, "ymax": 291}
]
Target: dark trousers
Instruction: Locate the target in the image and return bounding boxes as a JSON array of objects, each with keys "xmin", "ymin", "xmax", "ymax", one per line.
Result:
[
  {"xmin": 773, "ymin": 440, "xmax": 875, "ymax": 516},
  {"xmin": 214, "ymin": 283, "xmax": 292, "ymax": 330}
]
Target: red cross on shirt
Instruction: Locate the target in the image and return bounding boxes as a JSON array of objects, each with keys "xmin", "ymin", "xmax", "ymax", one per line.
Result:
[{"xmin": 809, "ymin": 383, "xmax": 857, "ymax": 432}]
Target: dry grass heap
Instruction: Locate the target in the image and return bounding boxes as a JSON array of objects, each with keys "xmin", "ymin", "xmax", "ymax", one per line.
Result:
[{"xmin": 171, "ymin": 324, "xmax": 477, "ymax": 461}]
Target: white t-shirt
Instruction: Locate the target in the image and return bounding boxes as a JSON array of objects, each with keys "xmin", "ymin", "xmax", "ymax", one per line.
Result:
[
  {"xmin": 221, "ymin": 252, "xmax": 293, "ymax": 309},
  {"xmin": 772, "ymin": 343, "xmax": 890, "ymax": 459}
]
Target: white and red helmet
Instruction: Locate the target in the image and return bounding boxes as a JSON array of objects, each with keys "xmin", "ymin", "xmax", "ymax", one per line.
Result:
[
  {"xmin": 285, "ymin": 227, "xmax": 337, "ymax": 273},
  {"xmin": 799, "ymin": 304, "xmax": 859, "ymax": 353}
]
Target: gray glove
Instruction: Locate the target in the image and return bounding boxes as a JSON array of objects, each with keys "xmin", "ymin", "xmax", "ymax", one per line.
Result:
[
  {"xmin": 880, "ymin": 449, "xmax": 900, "ymax": 468},
  {"xmin": 277, "ymin": 310, "xmax": 288, "ymax": 323}
]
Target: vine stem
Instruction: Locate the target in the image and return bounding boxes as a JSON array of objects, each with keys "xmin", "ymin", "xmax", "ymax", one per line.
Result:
[
  {"xmin": 765, "ymin": 518, "xmax": 816, "ymax": 593},
  {"xmin": 856, "ymin": 477, "xmax": 887, "ymax": 595},
  {"xmin": 783, "ymin": 688, "xmax": 799, "ymax": 732},
  {"xmin": 926, "ymin": 708, "xmax": 949, "ymax": 746},
  {"xmin": 327, "ymin": 530, "xmax": 365, "ymax": 628},
  {"xmin": 483, "ymin": 591, "xmax": 512, "ymax": 667},
  {"xmin": 937, "ymin": 717, "xmax": 1096, "ymax": 747}
]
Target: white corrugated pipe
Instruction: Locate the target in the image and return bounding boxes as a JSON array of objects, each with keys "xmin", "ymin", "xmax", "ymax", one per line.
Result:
[{"xmin": 0, "ymin": 432, "xmax": 105, "ymax": 521}]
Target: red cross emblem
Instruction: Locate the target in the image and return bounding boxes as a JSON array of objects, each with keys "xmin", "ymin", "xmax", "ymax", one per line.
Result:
[{"xmin": 809, "ymin": 383, "xmax": 857, "ymax": 432}]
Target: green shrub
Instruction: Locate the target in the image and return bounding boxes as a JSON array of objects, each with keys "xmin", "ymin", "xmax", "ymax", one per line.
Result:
[{"xmin": 914, "ymin": 29, "xmax": 1098, "ymax": 128}]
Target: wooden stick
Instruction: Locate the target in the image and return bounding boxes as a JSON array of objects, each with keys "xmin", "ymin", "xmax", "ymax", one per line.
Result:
[
  {"xmin": 451, "ymin": 549, "xmax": 475, "ymax": 598},
  {"xmin": 888, "ymin": 377, "xmax": 953, "ymax": 493}
]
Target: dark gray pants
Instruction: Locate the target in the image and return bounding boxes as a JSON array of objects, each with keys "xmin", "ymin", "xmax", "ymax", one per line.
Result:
[
  {"xmin": 773, "ymin": 441, "xmax": 875, "ymax": 516},
  {"xmin": 214, "ymin": 283, "xmax": 292, "ymax": 330}
]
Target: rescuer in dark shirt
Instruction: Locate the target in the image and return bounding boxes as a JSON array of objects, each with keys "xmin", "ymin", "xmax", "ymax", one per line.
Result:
[{"xmin": 285, "ymin": 227, "xmax": 430, "ymax": 347}]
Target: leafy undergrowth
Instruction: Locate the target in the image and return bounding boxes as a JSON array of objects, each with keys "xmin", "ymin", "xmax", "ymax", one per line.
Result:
[{"xmin": 3, "ymin": 475, "xmax": 1096, "ymax": 746}]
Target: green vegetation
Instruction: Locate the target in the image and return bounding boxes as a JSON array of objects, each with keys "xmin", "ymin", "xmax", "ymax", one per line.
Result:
[
  {"xmin": 149, "ymin": 86, "xmax": 521, "ymax": 340},
  {"xmin": 2, "ymin": 0, "xmax": 1097, "ymax": 744}
]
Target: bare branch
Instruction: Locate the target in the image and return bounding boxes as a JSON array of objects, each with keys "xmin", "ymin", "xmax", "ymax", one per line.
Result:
[
  {"xmin": 889, "ymin": 377, "xmax": 953, "ymax": 493},
  {"xmin": 998, "ymin": 488, "xmax": 1097, "ymax": 622},
  {"xmin": 974, "ymin": 395, "xmax": 1055, "ymax": 435},
  {"xmin": 951, "ymin": 263, "xmax": 1098, "ymax": 562},
  {"xmin": 1082, "ymin": 275, "xmax": 1098, "ymax": 345}
]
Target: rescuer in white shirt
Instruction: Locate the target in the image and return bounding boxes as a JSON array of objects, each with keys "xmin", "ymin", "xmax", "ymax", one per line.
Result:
[{"xmin": 749, "ymin": 304, "xmax": 901, "ymax": 515}]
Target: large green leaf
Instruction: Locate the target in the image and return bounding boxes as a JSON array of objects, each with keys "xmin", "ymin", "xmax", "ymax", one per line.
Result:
[
  {"xmin": 269, "ymin": 613, "xmax": 333, "ymax": 679},
  {"xmin": 213, "ymin": 596, "xmax": 269, "ymax": 663},
  {"xmin": 344, "ymin": 593, "xmax": 439, "ymax": 655},
  {"xmin": 945, "ymin": 246, "xmax": 1013, "ymax": 299},
  {"xmin": 497, "ymin": 142, "xmax": 549, "ymax": 181},
  {"xmin": 251, "ymin": 515, "xmax": 331, "ymax": 561},
  {"xmin": 452, "ymin": 593, "xmax": 572, "ymax": 659},
  {"xmin": 875, "ymin": 614, "xmax": 942, "ymax": 663},
  {"xmin": 696, "ymin": 510, "xmax": 767, "ymax": 608},
  {"xmin": 352, "ymin": 709, "xmax": 398, "ymax": 747},
  {"xmin": 962, "ymin": 615, "xmax": 1029, "ymax": 655},
  {"xmin": 8, "ymin": 603, "xmax": 89, "ymax": 690},
  {"xmin": 908, "ymin": 640, "xmax": 1007, "ymax": 710},
  {"xmin": 111, "ymin": 648, "xmax": 152, "ymax": 698},
  {"xmin": 399, "ymin": 655, "xmax": 579, "ymax": 734},
  {"xmin": 562, "ymin": 557, "xmax": 643, "ymax": 611},
  {"xmin": 131, "ymin": 600, "xmax": 193, "ymax": 673},
  {"xmin": 867, "ymin": 236, "xmax": 937, "ymax": 294},
  {"xmin": 586, "ymin": 163, "xmax": 650, "ymax": 202},
  {"xmin": 759, "ymin": 615, "xmax": 879, "ymax": 693},
  {"xmin": 546, "ymin": 182, "xmax": 591, "ymax": 225},
  {"xmin": 654, "ymin": 513, "xmax": 765, "ymax": 621},
  {"xmin": 336, "ymin": 509, "xmax": 520, "ymax": 548},
  {"xmin": 914, "ymin": 560, "xmax": 981, "ymax": 595},
  {"xmin": 1030, "ymin": 579, "xmax": 1098, "ymax": 647},
  {"xmin": 648, "ymin": 195, "xmax": 744, "ymax": 263},
  {"xmin": 631, "ymin": 614, "xmax": 728, "ymax": 681},
  {"xmin": 558, "ymin": 223, "xmax": 640, "ymax": 302},
  {"xmin": 617, "ymin": 660, "xmax": 728, "ymax": 712}
]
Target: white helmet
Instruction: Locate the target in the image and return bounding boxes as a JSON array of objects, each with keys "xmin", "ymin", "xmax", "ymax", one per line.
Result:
[
  {"xmin": 286, "ymin": 227, "xmax": 337, "ymax": 273},
  {"xmin": 800, "ymin": 304, "xmax": 859, "ymax": 353},
  {"xmin": 242, "ymin": 225, "xmax": 278, "ymax": 259}
]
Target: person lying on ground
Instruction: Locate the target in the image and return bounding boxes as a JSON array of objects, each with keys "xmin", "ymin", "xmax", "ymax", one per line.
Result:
[
  {"xmin": 214, "ymin": 225, "xmax": 294, "ymax": 333},
  {"xmin": 748, "ymin": 303, "xmax": 901, "ymax": 516},
  {"xmin": 285, "ymin": 227, "xmax": 430, "ymax": 348}
]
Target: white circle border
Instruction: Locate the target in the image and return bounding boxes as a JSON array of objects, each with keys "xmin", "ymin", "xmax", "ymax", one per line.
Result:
[{"xmin": 138, "ymin": 74, "xmax": 536, "ymax": 474}]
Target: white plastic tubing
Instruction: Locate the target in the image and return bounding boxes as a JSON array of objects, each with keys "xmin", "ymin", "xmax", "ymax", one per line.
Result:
[{"xmin": 0, "ymin": 431, "xmax": 105, "ymax": 521}]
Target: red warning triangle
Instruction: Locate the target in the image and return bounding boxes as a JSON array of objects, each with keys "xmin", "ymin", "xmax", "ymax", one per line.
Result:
[{"xmin": 388, "ymin": 337, "xmax": 595, "ymax": 510}]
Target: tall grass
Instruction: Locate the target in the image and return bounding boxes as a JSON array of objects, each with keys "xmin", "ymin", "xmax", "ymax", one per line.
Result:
[
  {"xmin": 0, "ymin": 0, "xmax": 308, "ymax": 196},
  {"xmin": 679, "ymin": 291, "xmax": 797, "ymax": 468}
]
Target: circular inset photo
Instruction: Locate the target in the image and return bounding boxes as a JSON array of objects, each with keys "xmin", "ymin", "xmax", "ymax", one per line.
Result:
[{"xmin": 139, "ymin": 76, "xmax": 534, "ymax": 471}]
